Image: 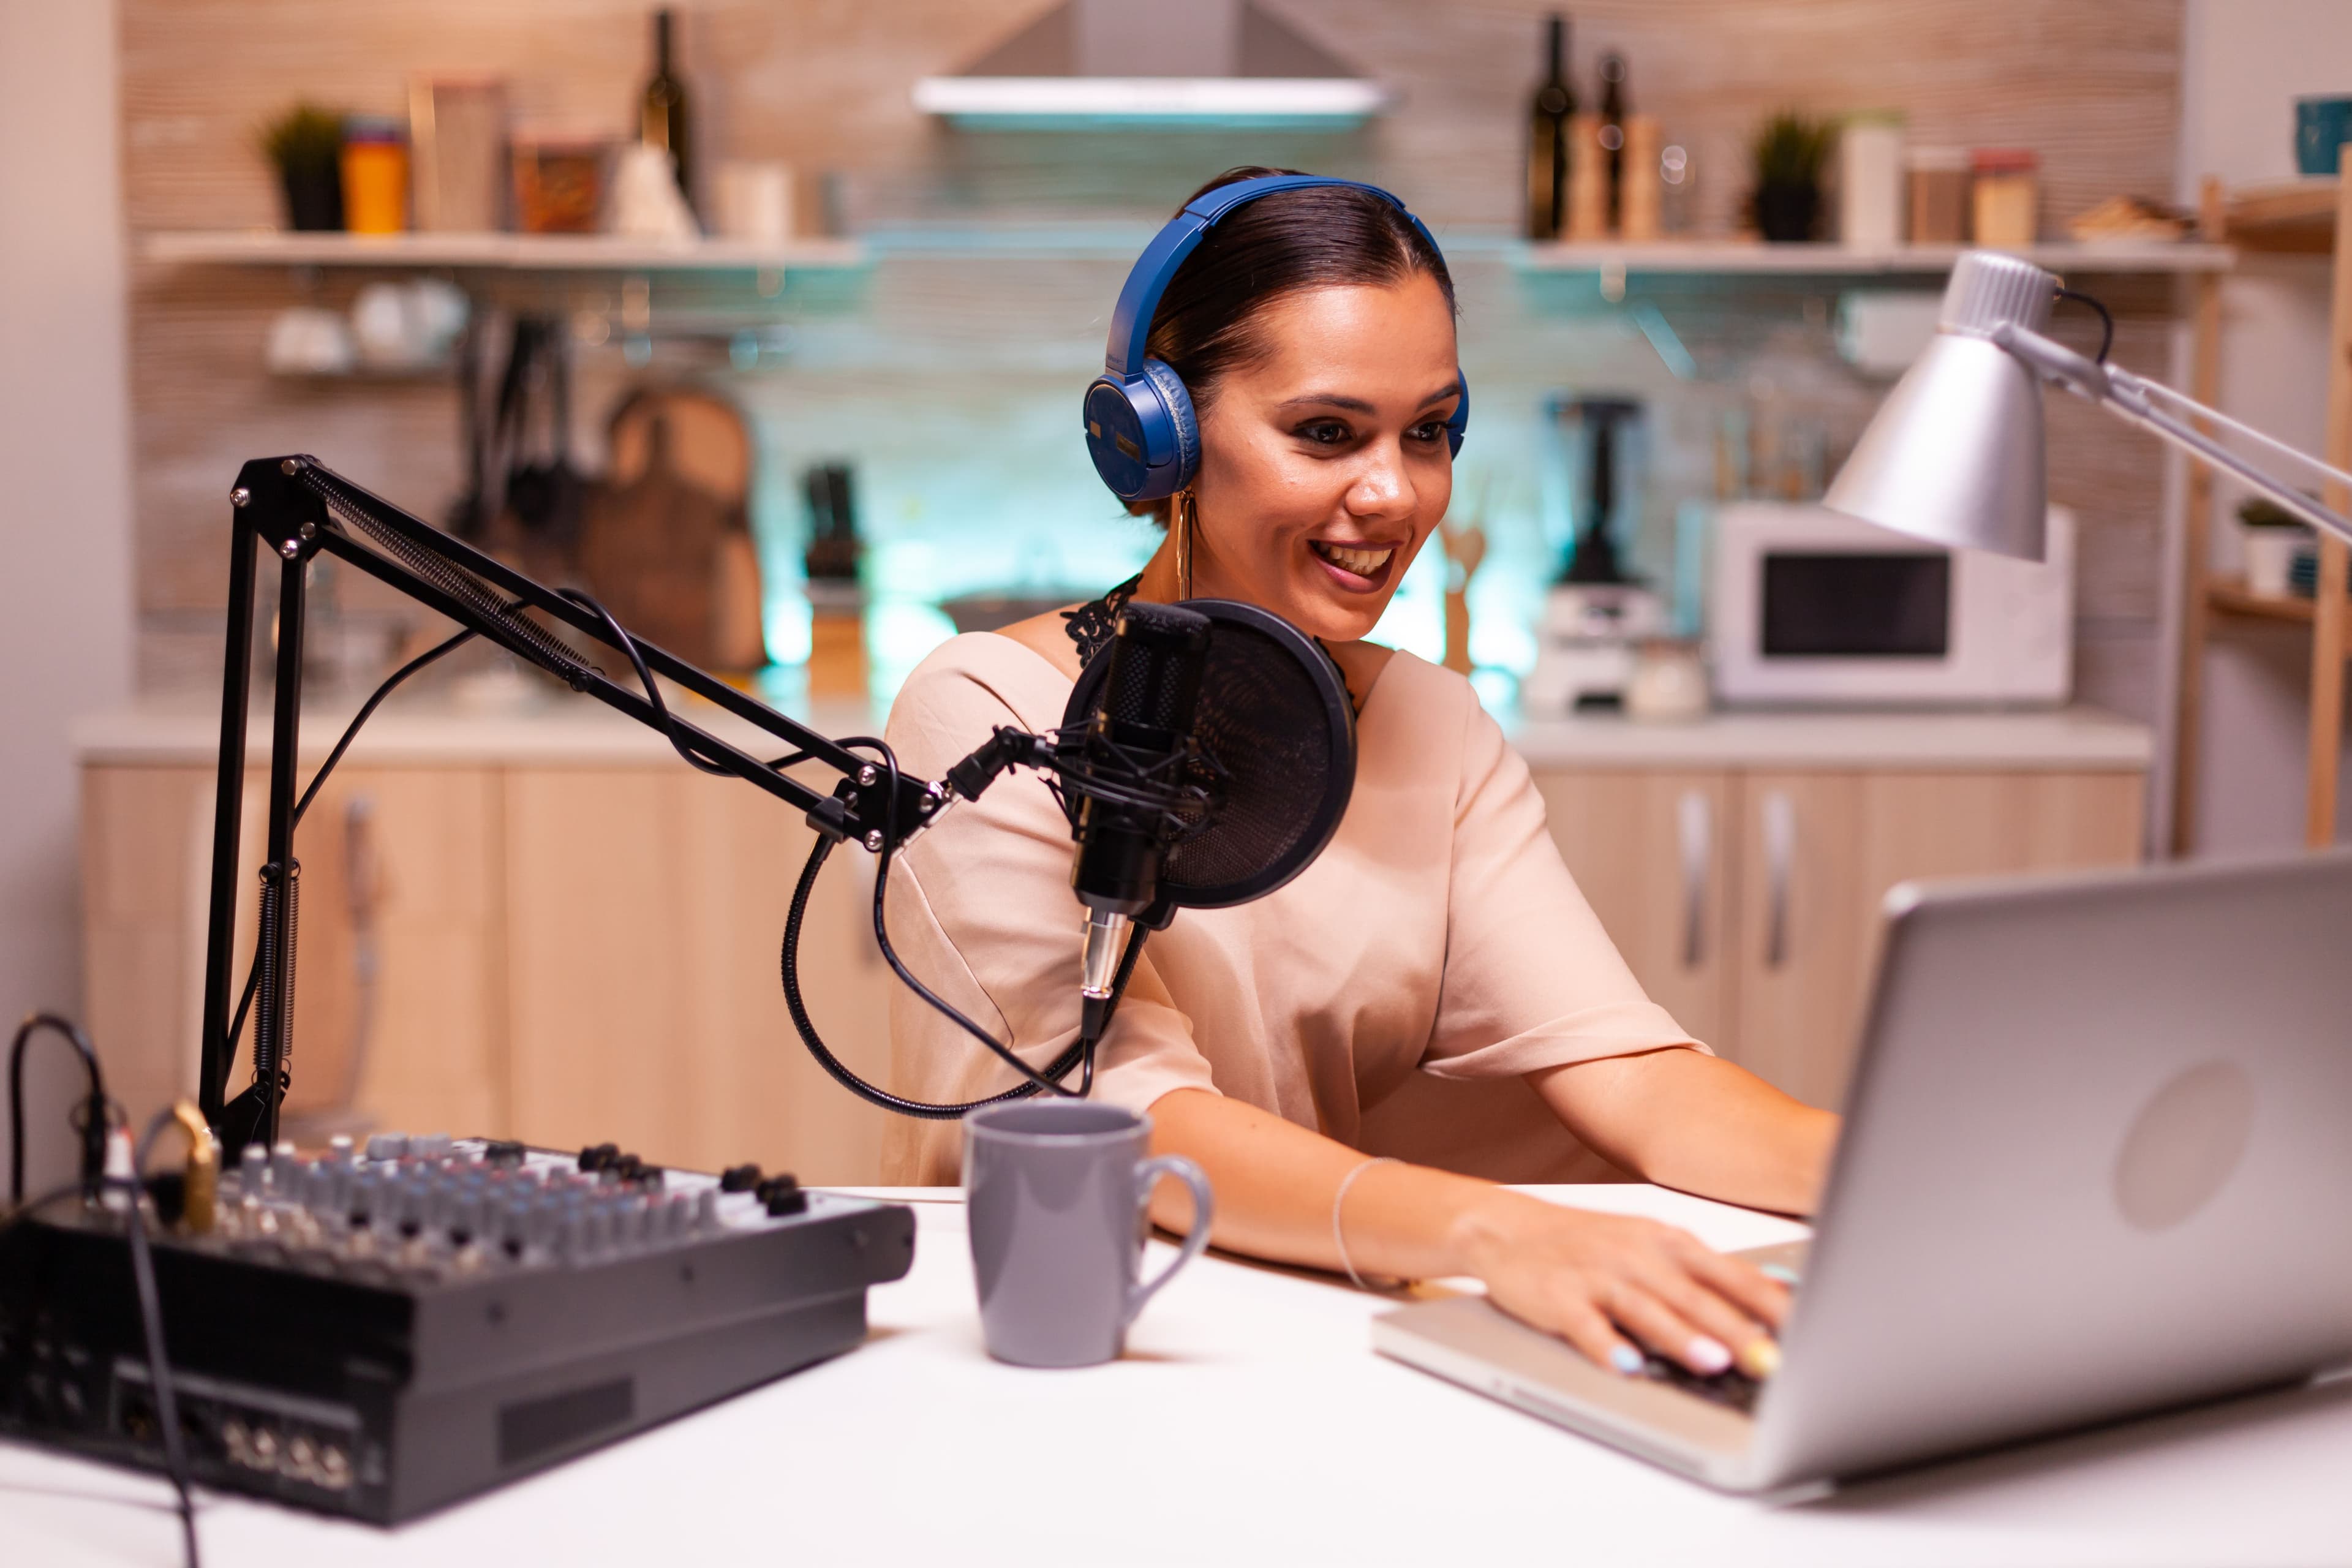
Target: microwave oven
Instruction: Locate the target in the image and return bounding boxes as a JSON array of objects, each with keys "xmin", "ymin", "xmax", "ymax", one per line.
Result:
[{"xmin": 1708, "ymin": 502, "xmax": 2074, "ymax": 707}]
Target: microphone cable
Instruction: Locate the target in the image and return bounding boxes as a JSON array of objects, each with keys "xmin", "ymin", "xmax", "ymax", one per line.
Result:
[
  {"xmin": 4, "ymin": 1022, "xmax": 202, "ymax": 1568},
  {"xmin": 555, "ymin": 600, "xmax": 1138, "ymax": 1118},
  {"xmin": 778, "ymin": 734, "xmax": 1150, "ymax": 1118}
]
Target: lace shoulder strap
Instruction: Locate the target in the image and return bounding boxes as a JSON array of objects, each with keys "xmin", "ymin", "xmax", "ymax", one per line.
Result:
[{"xmin": 1060, "ymin": 574, "xmax": 1142, "ymax": 669}]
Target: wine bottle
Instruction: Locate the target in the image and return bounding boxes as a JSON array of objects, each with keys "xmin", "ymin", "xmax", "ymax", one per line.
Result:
[
  {"xmin": 1597, "ymin": 53, "xmax": 1627, "ymax": 233},
  {"xmin": 1526, "ymin": 14, "xmax": 1574, "ymax": 239},
  {"xmin": 641, "ymin": 8, "xmax": 692, "ymax": 206}
]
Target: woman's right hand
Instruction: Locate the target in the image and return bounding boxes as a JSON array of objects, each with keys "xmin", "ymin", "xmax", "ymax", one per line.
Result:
[{"xmin": 1453, "ymin": 1190, "xmax": 1789, "ymax": 1380}]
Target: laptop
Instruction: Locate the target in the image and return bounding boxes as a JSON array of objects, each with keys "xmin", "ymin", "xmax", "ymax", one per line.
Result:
[{"xmin": 1372, "ymin": 850, "xmax": 2352, "ymax": 1494}]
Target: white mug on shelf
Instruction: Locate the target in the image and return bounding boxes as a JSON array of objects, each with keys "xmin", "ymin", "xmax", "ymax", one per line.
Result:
[
  {"xmin": 715, "ymin": 160, "xmax": 794, "ymax": 244},
  {"xmin": 2241, "ymin": 525, "xmax": 2305, "ymax": 600}
]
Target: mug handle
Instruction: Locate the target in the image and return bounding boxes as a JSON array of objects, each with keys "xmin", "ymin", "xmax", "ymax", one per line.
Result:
[{"xmin": 1125, "ymin": 1153, "xmax": 1215, "ymax": 1327}]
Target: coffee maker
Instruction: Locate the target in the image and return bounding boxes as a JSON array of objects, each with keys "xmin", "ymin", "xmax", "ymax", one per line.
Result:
[{"xmin": 1523, "ymin": 395, "xmax": 1667, "ymax": 714}]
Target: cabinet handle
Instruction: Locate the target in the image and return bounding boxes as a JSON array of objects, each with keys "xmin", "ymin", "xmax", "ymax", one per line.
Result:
[
  {"xmin": 1762, "ymin": 790, "xmax": 1795, "ymax": 970},
  {"xmin": 339, "ymin": 794, "xmax": 382, "ymax": 1113},
  {"xmin": 1676, "ymin": 789, "xmax": 1710, "ymax": 970}
]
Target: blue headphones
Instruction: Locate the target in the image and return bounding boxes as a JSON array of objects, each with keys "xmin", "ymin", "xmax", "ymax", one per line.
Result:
[{"xmin": 1083, "ymin": 174, "xmax": 1470, "ymax": 505}]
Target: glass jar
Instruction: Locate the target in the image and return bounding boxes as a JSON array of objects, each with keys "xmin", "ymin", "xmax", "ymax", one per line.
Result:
[
  {"xmin": 339, "ymin": 117, "xmax": 409, "ymax": 235},
  {"xmin": 511, "ymin": 132, "xmax": 609, "ymax": 234},
  {"xmin": 1970, "ymin": 148, "xmax": 2039, "ymax": 248},
  {"xmin": 1905, "ymin": 146, "xmax": 1969, "ymax": 244}
]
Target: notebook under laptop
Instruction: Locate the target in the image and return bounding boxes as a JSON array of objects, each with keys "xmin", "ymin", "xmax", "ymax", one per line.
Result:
[{"xmin": 1372, "ymin": 850, "xmax": 2352, "ymax": 1494}]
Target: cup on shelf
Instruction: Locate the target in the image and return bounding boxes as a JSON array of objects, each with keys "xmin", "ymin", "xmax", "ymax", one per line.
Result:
[
  {"xmin": 265, "ymin": 307, "xmax": 356, "ymax": 376},
  {"xmin": 2242, "ymin": 524, "xmax": 2307, "ymax": 600},
  {"xmin": 714, "ymin": 161, "xmax": 794, "ymax": 244},
  {"xmin": 2294, "ymin": 96, "xmax": 2352, "ymax": 178},
  {"xmin": 350, "ymin": 279, "xmax": 469, "ymax": 371}
]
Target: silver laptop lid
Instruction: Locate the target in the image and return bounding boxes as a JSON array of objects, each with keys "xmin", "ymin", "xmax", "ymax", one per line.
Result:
[{"xmin": 1754, "ymin": 850, "xmax": 2352, "ymax": 1488}]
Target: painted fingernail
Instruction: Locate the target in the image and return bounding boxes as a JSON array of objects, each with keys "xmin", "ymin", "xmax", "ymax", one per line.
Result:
[
  {"xmin": 1761, "ymin": 1263, "xmax": 1801, "ymax": 1286},
  {"xmin": 1739, "ymin": 1338, "xmax": 1782, "ymax": 1379},
  {"xmin": 1609, "ymin": 1344, "xmax": 1646, "ymax": 1377},
  {"xmin": 1685, "ymin": 1336, "xmax": 1733, "ymax": 1375}
]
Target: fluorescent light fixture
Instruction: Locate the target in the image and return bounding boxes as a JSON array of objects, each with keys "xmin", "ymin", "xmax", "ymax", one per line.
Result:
[{"xmin": 910, "ymin": 75, "xmax": 1390, "ymax": 125}]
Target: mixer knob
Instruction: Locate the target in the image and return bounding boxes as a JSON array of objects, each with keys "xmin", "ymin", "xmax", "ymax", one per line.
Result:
[
  {"xmin": 719, "ymin": 1163, "xmax": 761, "ymax": 1193},
  {"xmin": 347, "ymin": 1169, "xmax": 380, "ymax": 1226},
  {"xmin": 328, "ymin": 1133, "xmax": 355, "ymax": 1164},
  {"xmin": 760, "ymin": 1175, "xmax": 807, "ymax": 1218},
  {"xmin": 693, "ymin": 1189, "xmax": 719, "ymax": 1232},
  {"xmin": 483, "ymin": 1140, "xmax": 526, "ymax": 1166},
  {"xmin": 410, "ymin": 1133, "xmax": 453, "ymax": 1160},
  {"xmin": 578, "ymin": 1142, "xmax": 619, "ymax": 1173},
  {"xmin": 366, "ymin": 1133, "xmax": 409, "ymax": 1162}
]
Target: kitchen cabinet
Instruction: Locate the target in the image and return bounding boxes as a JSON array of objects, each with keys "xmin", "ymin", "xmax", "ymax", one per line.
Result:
[
  {"xmin": 1537, "ymin": 762, "xmax": 2145, "ymax": 1112},
  {"xmin": 76, "ymin": 732, "xmax": 895, "ymax": 1182},
  {"xmin": 78, "ymin": 704, "xmax": 2149, "ymax": 1180},
  {"xmin": 500, "ymin": 765, "xmax": 891, "ymax": 1181},
  {"xmin": 1531, "ymin": 771, "xmax": 1735, "ymax": 1051}
]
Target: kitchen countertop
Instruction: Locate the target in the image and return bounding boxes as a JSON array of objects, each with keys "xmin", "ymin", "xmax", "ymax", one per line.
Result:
[
  {"xmin": 74, "ymin": 694, "xmax": 2152, "ymax": 772},
  {"xmin": 1506, "ymin": 704, "xmax": 2151, "ymax": 769}
]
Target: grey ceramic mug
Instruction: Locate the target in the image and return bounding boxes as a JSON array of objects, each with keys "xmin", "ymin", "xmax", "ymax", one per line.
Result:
[{"xmin": 962, "ymin": 1099, "xmax": 1214, "ymax": 1368}]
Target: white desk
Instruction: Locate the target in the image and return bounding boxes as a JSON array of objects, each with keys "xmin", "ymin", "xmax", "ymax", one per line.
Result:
[{"xmin": 7, "ymin": 1185, "xmax": 2346, "ymax": 1566}]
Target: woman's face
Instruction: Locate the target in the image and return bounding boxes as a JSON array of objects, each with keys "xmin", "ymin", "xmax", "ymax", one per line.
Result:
[{"xmin": 1186, "ymin": 273, "xmax": 1460, "ymax": 643}]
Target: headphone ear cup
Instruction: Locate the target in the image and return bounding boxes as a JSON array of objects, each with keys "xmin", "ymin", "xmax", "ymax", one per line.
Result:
[{"xmin": 1140, "ymin": 358, "xmax": 1202, "ymax": 497}]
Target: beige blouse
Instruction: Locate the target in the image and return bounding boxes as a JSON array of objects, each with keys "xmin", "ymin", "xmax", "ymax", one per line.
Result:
[{"xmin": 877, "ymin": 631, "xmax": 1705, "ymax": 1186}]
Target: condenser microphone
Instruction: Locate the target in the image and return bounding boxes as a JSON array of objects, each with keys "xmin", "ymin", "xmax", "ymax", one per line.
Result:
[{"xmin": 1069, "ymin": 600, "xmax": 1212, "ymax": 1038}]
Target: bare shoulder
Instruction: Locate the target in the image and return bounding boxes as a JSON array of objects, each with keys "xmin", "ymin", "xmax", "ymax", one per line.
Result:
[
  {"xmin": 993, "ymin": 608, "xmax": 1087, "ymax": 682},
  {"xmin": 1327, "ymin": 639, "xmax": 1398, "ymax": 696}
]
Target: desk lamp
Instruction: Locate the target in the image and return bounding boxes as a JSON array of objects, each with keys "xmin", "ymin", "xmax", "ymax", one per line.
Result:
[{"xmin": 1825, "ymin": 251, "xmax": 2352, "ymax": 559}]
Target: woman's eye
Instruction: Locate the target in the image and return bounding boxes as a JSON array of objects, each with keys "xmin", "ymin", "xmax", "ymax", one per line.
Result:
[
  {"xmin": 1295, "ymin": 420, "xmax": 1351, "ymax": 446},
  {"xmin": 1408, "ymin": 420, "xmax": 1446, "ymax": 443}
]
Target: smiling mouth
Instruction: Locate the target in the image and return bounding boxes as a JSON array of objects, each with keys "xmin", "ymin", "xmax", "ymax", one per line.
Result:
[{"xmin": 1309, "ymin": 540, "xmax": 1396, "ymax": 581}]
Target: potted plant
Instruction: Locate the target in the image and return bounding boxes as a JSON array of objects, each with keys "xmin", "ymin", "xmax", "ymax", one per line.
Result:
[
  {"xmin": 2237, "ymin": 496, "xmax": 2311, "ymax": 600},
  {"xmin": 1751, "ymin": 111, "xmax": 1833, "ymax": 243},
  {"xmin": 260, "ymin": 102, "xmax": 346, "ymax": 232}
]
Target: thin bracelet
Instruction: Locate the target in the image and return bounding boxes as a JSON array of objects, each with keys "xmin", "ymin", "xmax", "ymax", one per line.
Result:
[{"xmin": 1332, "ymin": 1155, "xmax": 1404, "ymax": 1292}]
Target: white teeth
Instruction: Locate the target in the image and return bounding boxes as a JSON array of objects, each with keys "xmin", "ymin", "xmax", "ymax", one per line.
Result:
[{"xmin": 1313, "ymin": 541, "xmax": 1393, "ymax": 578}]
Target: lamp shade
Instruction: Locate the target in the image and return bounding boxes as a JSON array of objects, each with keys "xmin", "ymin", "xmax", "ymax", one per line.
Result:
[{"xmin": 1823, "ymin": 251, "xmax": 2058, "ymax": 562}]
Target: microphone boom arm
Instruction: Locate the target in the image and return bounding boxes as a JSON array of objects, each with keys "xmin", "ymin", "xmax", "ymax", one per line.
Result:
[{"xmin": 199, "ymin": 455, "xmax": 954, "ymax": 1146}]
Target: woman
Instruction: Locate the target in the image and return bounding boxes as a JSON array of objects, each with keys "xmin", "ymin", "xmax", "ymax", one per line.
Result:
[{"xmin": 882, "ymin": 168, "xmax": 1838, "ymax": 1383}]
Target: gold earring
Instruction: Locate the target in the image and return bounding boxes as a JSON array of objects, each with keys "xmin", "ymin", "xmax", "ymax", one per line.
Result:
[{"xmin": 1175, "ymin": 489, "xmax": 1196, "ymax": 600}]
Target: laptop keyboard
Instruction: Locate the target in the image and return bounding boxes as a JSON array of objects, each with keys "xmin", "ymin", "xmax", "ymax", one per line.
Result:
[{"xmin": 1641, "ymin": 1354, "xmax": 1762, "ymax": 1414}]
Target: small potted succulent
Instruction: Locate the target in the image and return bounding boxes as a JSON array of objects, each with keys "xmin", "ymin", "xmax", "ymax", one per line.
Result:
[
  {"xmin": 1751, "ymin": 111, "xmax": 1833, "ymax": 243},
  {"xmin": 2237, "ymin": 496, "xmax": 2311, "ymax": 600},
  {"xmin": 260, "ymin": 102, "xmax": 346, "ymax": 232}
]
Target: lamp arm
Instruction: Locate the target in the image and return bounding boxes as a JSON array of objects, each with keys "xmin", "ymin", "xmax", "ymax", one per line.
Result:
[{"xmin": 1991, "ymin": 322, "xmax": 2352, "ymax": 546}]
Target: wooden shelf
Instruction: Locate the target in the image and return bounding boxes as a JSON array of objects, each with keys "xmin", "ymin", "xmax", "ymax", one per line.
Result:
[
  {"xmin": 2208, "ymin": 576, "xmax": 2323, "ymax": 624},
  {"xmin": 138, "ymin": 230, "xmax": 868, "ymax": 273},
  {"xmin": 2222, "ymin": 178, "xmax": 2339, "ymax": 255},
  {"xmin": 1513, "ymin": 239, "xmax": 2234, "ymax": 277}
]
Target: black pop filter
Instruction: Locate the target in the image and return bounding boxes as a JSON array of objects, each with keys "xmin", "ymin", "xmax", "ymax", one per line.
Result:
[{"xmin": 1061, "ymin": 599, "xmax": 1355, "ymax": 910}]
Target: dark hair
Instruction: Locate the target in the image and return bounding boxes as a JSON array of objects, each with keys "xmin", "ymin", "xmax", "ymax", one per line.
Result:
[{"xmin": 1128, "ymin": 166, "xmax": 1458, "ymax": 523}]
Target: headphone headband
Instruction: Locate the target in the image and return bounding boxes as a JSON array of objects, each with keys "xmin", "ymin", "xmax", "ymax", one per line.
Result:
[
  {"xmin": 1104, "ymin": 175, "xmax": 1435, "ymax": 377},
  {"xmin": 1084, "ymin": 173, "xmax": 1466, "ymax": 505}
]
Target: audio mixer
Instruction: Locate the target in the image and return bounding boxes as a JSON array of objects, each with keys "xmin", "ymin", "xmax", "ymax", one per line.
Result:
[{"xmin": 0, "ymin": 1134, "xmax": 914, "ymax": 1523}]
